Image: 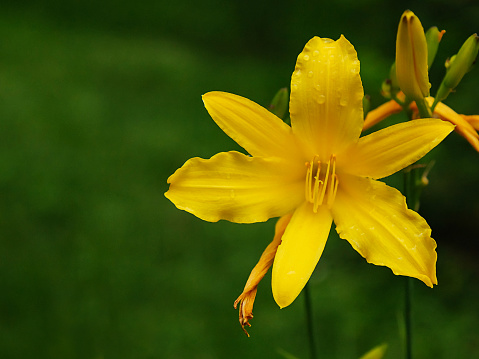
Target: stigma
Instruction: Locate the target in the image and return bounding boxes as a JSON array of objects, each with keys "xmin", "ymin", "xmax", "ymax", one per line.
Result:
[{"xmin": 305, "ymin": 155, "xmax": 339, "ymax": 212}]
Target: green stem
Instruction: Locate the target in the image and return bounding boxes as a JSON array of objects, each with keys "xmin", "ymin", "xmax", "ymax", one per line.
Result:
[
  {"xmin": 415, "ymin": 98, "xmax": 432, "ymax": 118},
  {"xmin": 304, "ymin": 283, "xmax": 317, "ymax": 359},
  {"xmin": 405, "ymin": 277, "xmax": 413, "ymax": 359},
  {"xmin": 402, "ymin": 167, "xmax": 422, "ymax": 359}
]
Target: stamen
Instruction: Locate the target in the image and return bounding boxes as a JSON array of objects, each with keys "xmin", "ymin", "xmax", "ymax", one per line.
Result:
[
  {"xmin": 328, "ymin": 174, "xmax": 339, "ymax": 207},
  {"xmin": 305, "ymin": 155, "xmax": 339, "ymax": 211},
  {"xmin": 305, "ymin": 162, "xmax": 311, "ymax": 201}
]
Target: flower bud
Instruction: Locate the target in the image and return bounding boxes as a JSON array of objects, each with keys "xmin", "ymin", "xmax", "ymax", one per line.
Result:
[
  {"xmin": 360, "ymin": 344, "xmax": 388, "ymax": 359},
  {"xmin": 268, "ymin": 87, "xmax": 289, "ymax": 120},
  {"xmin": 434, "ymin": 34, "xmax": 479, "ymax": 106},
  {"xmin": 443, "ymin": 34, "xmax": 479, "ymax": 90},
  {"xmin": 425, "ymin": 26, "xmax": 445, "ymax": 68},
  {"xmin": 396, "ymin": 10, "xmax": 431, "ymax": 100},
  {"xmin": 363, "ymin": 94, "xmax": 371, "ymax": 117}
]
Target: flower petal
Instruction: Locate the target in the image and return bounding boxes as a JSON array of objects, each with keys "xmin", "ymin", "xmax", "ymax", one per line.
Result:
[
  {"xmin": 332, "ymin": 175, "xmax": 437, "ymax": 287},
  {"xmin": 165, "ymin": 151, "xmax": 304, "ymax": 223},
  {"xmin": 272, "ymin": 202, "xmax": 333, "ymax": 308},
  {"xmin": 338, "ymin": 118, "xmax": 454, "ymax": 179},
  {"xmin": 290, "ymin": 35, "xmax": 364, "ymax": 159},
  {"xmin": 202, "ymin": 91, "xmax": 302, "ymax": 159}
]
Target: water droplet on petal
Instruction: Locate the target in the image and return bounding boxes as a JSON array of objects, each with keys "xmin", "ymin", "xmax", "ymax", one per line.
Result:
[
  {"xmin": 313, "ymin": 50, "xmax": 319, "ymax": 57},
  {"xmin": 303, "ymin": 54, "xmax": 310, "ymax": 61},
  {"xmin": 317, "ymin": 94, "xmax": 326, "ymax": 104},
  {"xmin": 340, "ymin": 98, "xmax": 348, "ymax": 106},
  {"xmin": 307, "ymin": 71, "xmax": 313, "ymax": 78}
]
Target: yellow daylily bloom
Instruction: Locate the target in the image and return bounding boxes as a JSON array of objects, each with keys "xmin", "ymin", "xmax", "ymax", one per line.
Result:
[{"xmin": 166, "ymin": 36, "xmax": 454, "ymax": 310}]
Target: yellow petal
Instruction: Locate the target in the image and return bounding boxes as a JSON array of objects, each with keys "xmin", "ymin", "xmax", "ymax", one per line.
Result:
[
  {"xmin": 332, "ymin": 175, "xmax": 437, "ymax": 287},
  {"xmin": 165, "ymin": 151, "xmax": 304, "ymax": 223},
  {"xmin": 202, "ymin": 91, "xmax": 301, "ymax": 159},
  {"xmin": 289, "ymin": 36, "xmax": 364, "ymax": 160},
  {"xmin": 272, "ymin": 202, "xmax": 333, "ymax": 308},
  {"xmin": 339, "ymin": 118, "xmax": 454, "ymax": 179}
]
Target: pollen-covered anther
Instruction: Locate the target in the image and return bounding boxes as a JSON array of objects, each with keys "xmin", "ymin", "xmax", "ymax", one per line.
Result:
[{"xmin": 305, "ymin": 155, "xmax": 339, "ymax": 212}]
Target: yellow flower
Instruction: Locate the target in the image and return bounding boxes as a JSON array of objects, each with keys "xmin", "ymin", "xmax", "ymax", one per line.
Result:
[
  {"xmin": 396, "ymin": 10, "xmax": 430, "ymax": 101},
  {"xmin": 165, "ymin": 36, "xmax": 453, "ymax": 309}
]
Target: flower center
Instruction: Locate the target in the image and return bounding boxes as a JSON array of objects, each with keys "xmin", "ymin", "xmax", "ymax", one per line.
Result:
[{"xmin": 305, "ymin": 155, "xmax": 339, "ymax": 212}]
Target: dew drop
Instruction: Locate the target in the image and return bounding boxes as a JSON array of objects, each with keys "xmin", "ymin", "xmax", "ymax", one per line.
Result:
[
  {"xmin": 307, "ymin": 71, "xmax": 314, "ymax": 78},
  {"xmin": 317, "ymin": 94, "xmax": 326, "ymax": 104},
  {"xmin": 303, "ymin": 54, "xmax": 310, "ymax": 61},
  {"xmin": 313, "ymin": 50, "xmax": 319, "ymax": 57},
  {"xmin": 340, "ymin": 98, "xmax": 348, "ymax": 107}
]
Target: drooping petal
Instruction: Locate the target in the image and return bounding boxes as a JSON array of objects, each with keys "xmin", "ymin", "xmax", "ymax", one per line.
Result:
[
  {"xmin": 234, "ymin": 214, "xmax": 292, "ymax": 336},
  {"xmin": 332, "ymin": 175, "xmax": 437, "ymax": 287},
  {"xmin": 338, "ymin": 118, "xmax": 454, "ymax": 179},
  {"xmin": 289, "ymin": 35, "xmax": 364, "ymax": 160},
  {"xmin": 202, "ymin": 92, "xmax": 302, "ymax": 159},
  {"xmin": 165, "ymin": 151, "xmax": 304, "ymax": 223},
  {"xmin": 272, "ymin": 202, "xmax": 333, "ymax": 308}
]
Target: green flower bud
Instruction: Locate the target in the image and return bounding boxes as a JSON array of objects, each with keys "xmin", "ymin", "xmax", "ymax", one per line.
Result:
[
  {"xmin": 434, "ymin": 34, "xmax": 479, "ymax": 108},
  {"xmin": 363, "ymin": 94, "xmax": 371, "ymax": 117},
  {"xmin": 425, "ymin": 26, "xmax": 445, "ymax": 68},
  {"xmin": 444, "ymin": 33, "xmax": 479, "ymax": 89},
  {"xmin": 268, "ymin": 87, "xmax": 289, "ymax": 120}
]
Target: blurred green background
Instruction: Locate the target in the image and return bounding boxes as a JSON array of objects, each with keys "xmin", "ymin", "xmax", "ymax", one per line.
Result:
[{"xmin": 0, "ymin": 0, "xmax": 478, "ymax": 358}]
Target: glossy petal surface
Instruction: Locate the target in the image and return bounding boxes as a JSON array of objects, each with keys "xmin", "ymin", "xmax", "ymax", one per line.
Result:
[
  {"xmin": 332, "ymin": 175, "xmax": 437, "ymax": 287},
  {"xmin": 203, "ymin": 92, "xmax": 301, "ymax": 159},
  {"xmin": 166, "ymin": 151, "xmax": 304, "ymax": 223},
  {"xmin": 339, "ymin": 119, "xmax": 454, "ymax": 179},
  {"xmin": 272, "ymin": 202, "xmax": 333, "ymax": 308},
  {"xmin": 289, "ymin": 36, "xmax": 364, "ymax": 159}
]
